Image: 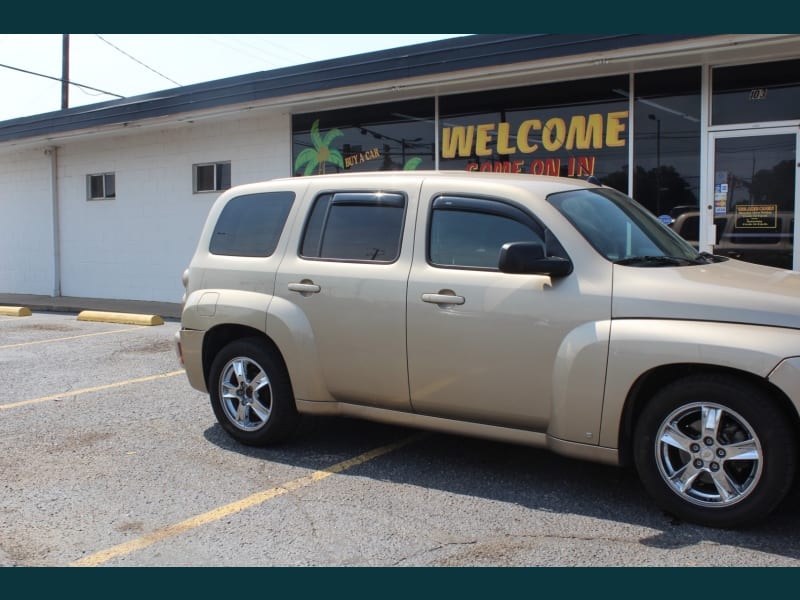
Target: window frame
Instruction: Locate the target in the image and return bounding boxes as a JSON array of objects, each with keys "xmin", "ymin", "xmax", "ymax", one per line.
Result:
[
  {"xmin": 298, "ymin": 190, "xmax": 407, "ymax": 264},
  {"xmin": 193, "ymin": 161, "xmax": 231, "ymax": 193},
  {"xmin": 86, "ymin": 172, "xmax": 116, "ymax": 201}
]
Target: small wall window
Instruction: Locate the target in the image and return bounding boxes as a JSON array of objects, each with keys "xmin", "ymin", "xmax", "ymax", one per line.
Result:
[
  {"xmin": 193, "ymin": 161, "xmax": 231, "ymax": 193},
  {"xmin": 87, "ymin": 173, "xmax": 115, "ymax": 200},
  {"xmin": 300, "ymin": 192, "xmax": 405, "ymax": 262}
]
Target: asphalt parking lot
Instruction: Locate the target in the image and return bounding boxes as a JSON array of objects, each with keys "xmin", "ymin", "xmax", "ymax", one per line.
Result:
[{"xmin": 2, "ymin": 310, "xmax": 800, "ymax": 567}]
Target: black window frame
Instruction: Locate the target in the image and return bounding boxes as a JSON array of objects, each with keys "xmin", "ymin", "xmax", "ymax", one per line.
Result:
[
  {"xmin": 427, "ymin": 194, "xmax": 563, "ymax": 271},
  {"xmin": 193, "ymin": 161, "xmax": 231, "ymax": 193},
  {"xmin": 86, "ymin": 172, "xmax": 116, "ymax": 200},
  {"xmin": 299, "ymin": 190, "xmax": 407, "ymax": 264}
]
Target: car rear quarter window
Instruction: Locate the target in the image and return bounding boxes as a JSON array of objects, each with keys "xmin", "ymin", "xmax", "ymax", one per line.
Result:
[
  {"xmin": 210, "ymin": 191, "xmax": 295, "ymax": 257},
  {"xmin": 300, "ymin": 192, "xmax": 405, "ymax": 262}
]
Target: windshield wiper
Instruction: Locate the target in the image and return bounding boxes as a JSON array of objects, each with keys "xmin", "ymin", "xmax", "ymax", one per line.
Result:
[
  {"xmin": 696, "ymin": 251, "xmax": 727, "ymax": 263},
  {"xmin": 614, "ymin": 255, "xmax": 699, "ymax": 267}
]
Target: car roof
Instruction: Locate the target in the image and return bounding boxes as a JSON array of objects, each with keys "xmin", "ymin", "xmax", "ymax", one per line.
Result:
[{"xmin": 248, "ymin": 170, "xmax": 601, "ymax": 196}]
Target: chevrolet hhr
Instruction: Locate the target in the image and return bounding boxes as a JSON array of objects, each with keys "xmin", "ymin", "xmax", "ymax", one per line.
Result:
[{"xmin": 176, "ymin": 171, "xmax": 800, "ymax": 528}]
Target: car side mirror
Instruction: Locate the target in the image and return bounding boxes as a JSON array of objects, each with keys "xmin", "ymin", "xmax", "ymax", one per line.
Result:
[{"xmin": 498, "ymin": 241, "xmax": 573, "ymax": 277}]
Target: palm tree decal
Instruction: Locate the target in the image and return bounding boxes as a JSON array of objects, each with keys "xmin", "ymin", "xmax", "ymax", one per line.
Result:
[
  {"xmin": 294, "ymin": 119, "xmax": 345, "ymax": 176},
  {"xmin": 403, "ymin": 157, "xmax": 422, "ymax": 170}
]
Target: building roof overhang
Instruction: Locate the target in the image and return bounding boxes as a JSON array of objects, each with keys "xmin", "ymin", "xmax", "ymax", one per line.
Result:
[{"xmin": 2, "ymin": 33, "xmax": 799, "ymax": 148}]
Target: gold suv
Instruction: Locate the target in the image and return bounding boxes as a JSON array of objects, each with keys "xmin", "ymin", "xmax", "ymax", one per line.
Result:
[{"xmin": 176, "ymin": 171, "xmax": 800, "ymax": 529}]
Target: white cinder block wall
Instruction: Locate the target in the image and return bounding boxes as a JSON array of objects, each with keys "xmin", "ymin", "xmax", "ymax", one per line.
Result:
[
  {"xmin": 7, "ymin": 110, "xmax": 291, "ymax": 303},
  {"xmin": 0, "ymin": 146, "xmax": 57, "ymax": 295}
]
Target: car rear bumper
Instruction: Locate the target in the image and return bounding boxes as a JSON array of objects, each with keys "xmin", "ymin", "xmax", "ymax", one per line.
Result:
[{"xmin": 174, "ymin": 328, "xmax": 208, "ymax": 393}]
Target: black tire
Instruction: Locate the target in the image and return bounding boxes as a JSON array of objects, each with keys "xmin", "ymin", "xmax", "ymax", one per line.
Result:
[
  {"xmin": 208, "ymin": 338, "xmax": 299, "ymax": 446},
  {"xmin": 633, "ymin": 374, "xmax": 797, "ymax": 528}
]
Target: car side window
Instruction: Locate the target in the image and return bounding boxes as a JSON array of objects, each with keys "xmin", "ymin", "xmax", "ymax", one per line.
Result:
[
  {"xmin": 300, "ymin": 192, "xmax": 405, "ymax": 262},
  {"xmin": 210, "ymin": 191, "xmax": 295, "ymax": 257},
  {"xmin": 429, "ymin": 196, "xmax": 551, "ymax": 269}
]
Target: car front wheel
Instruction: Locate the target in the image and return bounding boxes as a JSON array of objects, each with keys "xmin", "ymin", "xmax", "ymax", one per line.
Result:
[
  {"xmin": 208, "ymin": 338, "xmax": 299, "ymax": 446},
  {"xmin": 633, "ymin": 374, "xmax": 797, "ymax": 528}
]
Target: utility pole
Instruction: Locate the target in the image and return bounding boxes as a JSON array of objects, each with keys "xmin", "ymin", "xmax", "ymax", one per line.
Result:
[{"xmin": 61, "ymin": 34, "xmax": 69, "ymax": 109}]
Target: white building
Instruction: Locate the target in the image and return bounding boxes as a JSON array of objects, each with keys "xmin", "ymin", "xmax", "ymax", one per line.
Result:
[{"xmin": 2, "ymin": 34, "xmax": 800, "ymax": 303}]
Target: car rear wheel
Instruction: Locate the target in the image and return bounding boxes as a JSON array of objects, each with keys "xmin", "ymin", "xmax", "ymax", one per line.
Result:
[
  {"xmin": 633, "ymin": 374, "xmax": 797, "ymax": 528},
  {"xmin": 208, "ymin": 338, "xmax": 299, "ymax": 446}
]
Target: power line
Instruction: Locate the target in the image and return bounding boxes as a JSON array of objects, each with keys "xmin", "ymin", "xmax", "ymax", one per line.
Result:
[
  {"xmin": 195, "ymin": 35, "xmax": 315, "ymax": 71},
  {"xmin": 95, "ymin": 34, "xmax": 181, "ymax": 87},
  {"xmin": 224, "ymin": 35, "xmax": 314, "ymax": 65},
  {"xmin": 0, "ymin": 62, "xmax": 124, "ymax": 98}
]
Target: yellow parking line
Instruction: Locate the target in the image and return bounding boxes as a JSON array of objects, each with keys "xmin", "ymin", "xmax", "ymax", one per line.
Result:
[
  {"xmin": 0, "ymin": 371, "xmax": 184, "ymax": 410},
  {"xmin": 71, "ymin": 433, "xmax": 426, "ymax": 567},
  {"xmin": 0, "ymin": 326, "xmax": 142, "ymax": 350}
]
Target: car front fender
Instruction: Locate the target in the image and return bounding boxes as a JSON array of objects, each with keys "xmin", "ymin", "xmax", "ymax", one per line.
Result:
[
  {"xmin": 767, "ymin": 356, "xmax": 800, "ymax": 415},
  {"xmin": 599, "ymin": 319, "xmax": 800, "ymax": 448}
]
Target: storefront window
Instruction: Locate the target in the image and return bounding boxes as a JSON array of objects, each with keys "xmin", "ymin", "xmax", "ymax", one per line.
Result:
[
  {"xmin": 713, "ymin": 59, "xmax": 800, "ymax": 126},
  {"xmin": 292, "ymin": 99, "xmax": 435, "ymax": 176},
  {"xmin": 633, "ymin": 67, "xmax": 701, "ymax": 220},
  {"xmin": 710, "ymin": 134, "xmax": 796, "ymax": 270},
  {"xmin": 438, "ymin": 76, "xmax": 630, "ymax": 193}
]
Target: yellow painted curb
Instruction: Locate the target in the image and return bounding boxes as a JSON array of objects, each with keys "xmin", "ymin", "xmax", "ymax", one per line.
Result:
[
  {"xmin": 77, "ymin": 310, "xmax": 164, "ymax": 326},
  {"xmin": 0, "ymin": 306, "xmax": 32, "ymax": 317}
]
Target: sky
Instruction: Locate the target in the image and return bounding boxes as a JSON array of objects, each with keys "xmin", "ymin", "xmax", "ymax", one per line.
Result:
[{"xmin": 0, "ymin": 34, "xmax": 467, "ymax": 122}]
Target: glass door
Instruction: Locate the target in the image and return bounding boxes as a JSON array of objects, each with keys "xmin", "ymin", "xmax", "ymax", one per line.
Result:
[{"xmin": 708, "ymin": 128, "xmax": 799, "ymax": 270}]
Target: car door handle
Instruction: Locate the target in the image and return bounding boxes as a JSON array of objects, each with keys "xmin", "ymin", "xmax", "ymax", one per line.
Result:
[
  {"xmin": 288, "ymin": 282, "xmax": 321, "ymax": 294},
  {"xmin": 422, "ymin": 292, "xmax": 465, "ymax": 306}
]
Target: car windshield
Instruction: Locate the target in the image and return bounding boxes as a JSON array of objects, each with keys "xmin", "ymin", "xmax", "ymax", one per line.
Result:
[{"xmin": 547, "ymin": 187, "xmax": 710, "ymax": 266}]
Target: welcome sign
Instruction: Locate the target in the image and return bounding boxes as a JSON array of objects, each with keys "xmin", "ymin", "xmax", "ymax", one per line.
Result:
[{"xmin": 441, "ymin": 111, "xmax": 629, "ymax": 176}]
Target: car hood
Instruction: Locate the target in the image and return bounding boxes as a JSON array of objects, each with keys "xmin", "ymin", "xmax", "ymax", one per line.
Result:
[{"xmin": 612, "ymin": 258, "xmax": 800, "ymax": 330}]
